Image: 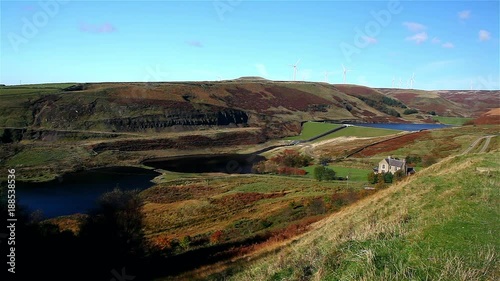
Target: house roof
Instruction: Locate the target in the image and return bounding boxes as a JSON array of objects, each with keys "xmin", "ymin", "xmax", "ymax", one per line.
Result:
[{"xmin": 384, "ymin": 158, "xmax": 406, "ymax": 168}]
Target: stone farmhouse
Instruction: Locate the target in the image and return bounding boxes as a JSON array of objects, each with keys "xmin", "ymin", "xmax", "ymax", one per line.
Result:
[{"xmin": 374, "ymin": 156, "xmax": 415, "ymax": 175}]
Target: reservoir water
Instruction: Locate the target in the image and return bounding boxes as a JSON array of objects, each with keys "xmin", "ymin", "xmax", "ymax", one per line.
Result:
[
  {"xmin": 142, "ymin": 153, "xmax": 266, "ymax": 174},
  {"xmin": 16, "ymin": 154, "xmax": 264, "ymax": 218},
  {"xmin": 16, "ymin": 167, "xmax": 159, "ymax": 218},
  {"xmin": 353, "ymin": 123, "xmax": 451, "ymax": 131}
]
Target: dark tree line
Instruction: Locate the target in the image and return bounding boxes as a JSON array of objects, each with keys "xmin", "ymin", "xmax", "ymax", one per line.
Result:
[{"xmin": 0, "ymin": 188, "xmax": 151, "ymax": 281}]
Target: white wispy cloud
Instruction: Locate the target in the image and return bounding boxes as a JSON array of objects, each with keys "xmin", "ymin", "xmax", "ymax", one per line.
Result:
[
  {"xmin": 362, "ymin": 36, "xmax": 378, "ymax": 44},
  {"xmin": 479, "ymin": 30, "xmax": 491, "ymax": 41},
  {"xmin": 403, "ymin": 22, "xmax": 426, "ymax": 32},
  {"xmin": 442, "ymin": 42, "xmax": 455, "ymax": 48},
  {"xmin": 255, "ymin": 63, "xmax": 268, "ymax": 77},
  {"xmin": 406, "ymin": 32, "xmax": 428, "ymax": 44},
  {"xmin": 431, "ymin": 37, "xmax": 441, "ymax": 44},
  {"xmin": 458, "ymin": 10, "xmax": 471, "ymax": 20}
]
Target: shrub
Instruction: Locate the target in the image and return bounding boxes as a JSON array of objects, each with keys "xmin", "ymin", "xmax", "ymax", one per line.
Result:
[
  {"xmin": 277, "ymin": 166, "xmax": 307, "ymax": 175},
  {"xmin": 403, "ymin": 108, "xmax": 419, "ymax": 115},
  {"xmin": 253, "ymin": 150, "xmax": 311, "ymax": 175},
  {"xmin": 394, "ymin": 169, "xmax": 406, "ymax": 181},
  {"xmin": 383, "ymin": 172, "xmax": 394, "ymax": 183},
  {"xmin": 367, "ymin": 172, "xmax": 377, "ymax": 184},
  {"xmin": 382, "ymin": 96, "xmax": 407, "ymax": 108},
  {"xmin": 405, "ymin": 155, "xmax": 422, "ymax": 165},
  {"xmin": 307, "ymin": 198, "xmax": 326, "ymax": 215},
  {"xmin": 271, "ymin": 149, "xmax": 312, "ymax": 168},
  {"xmin": 180, "ymin": 235, "xmax": 191, "ymax": 249},
  {"xmin": 252, "ymin": 160, "xmax": 279, "ymax": 174},
  {"xmin": 314, "ymin": 166, "xmax": 336, "ymax": 181},
  {"xmin": 422, "ymin": 155, "xmax": 437, "ymax": 167},
  {"xmin": 210, "ymin": 230, "xmax": 224, "ymax": 244}
]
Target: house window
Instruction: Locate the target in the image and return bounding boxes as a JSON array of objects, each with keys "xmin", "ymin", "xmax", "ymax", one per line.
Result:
[{"xmin": 382, "ymin": 164, "xmax": 386, "ymax": 169}]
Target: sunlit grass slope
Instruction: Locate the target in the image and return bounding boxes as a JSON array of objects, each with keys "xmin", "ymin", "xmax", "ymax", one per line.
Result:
[
  {"xmin": 433, "ymin": 116, "xmax": 474, "ymax": 126},
  {"xmin": 227, "ymin": 151, "xmax": 499, "ymax": 280},
  {"xmin": 285, "ymin": 122, "xmax": 342, "ymax": 140}
]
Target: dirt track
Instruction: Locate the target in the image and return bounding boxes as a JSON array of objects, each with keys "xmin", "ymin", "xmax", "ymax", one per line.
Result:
[{"xmin": 461, "ymin": 135, "xmax": 495, "ymax": 155}]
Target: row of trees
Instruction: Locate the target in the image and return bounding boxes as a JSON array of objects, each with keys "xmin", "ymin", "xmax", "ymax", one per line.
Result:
[{"xmin": 403, "ymin": 108, "xmax": 419, "ymax": 115}]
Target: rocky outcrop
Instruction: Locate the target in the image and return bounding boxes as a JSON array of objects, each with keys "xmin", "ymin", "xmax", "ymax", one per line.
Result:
[
  {"xmin": 86, "ymin": 108, "xmax": 249, "ymax": 131},
  {"xmin": 29, "ymin": 94, "xmax": 251, "ymax": 133}
]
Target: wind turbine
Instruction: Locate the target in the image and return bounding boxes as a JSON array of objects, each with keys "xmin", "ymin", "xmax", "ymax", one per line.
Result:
[
  {"xmin": 392, "ymin": 76, "xmax": 395, "ymax": 88},
  {"xmin": 289, "ymin": 59, "xmax": 300, "ymax": 81},
  {"xmin": 398, "ymin": 78, "xmax": 403, "ymax": 88},
  {"xmin": 324, "ymin": 71, "xmax": 333, "ymax": 83},
  {"xmin": 470, "ymin": 80, "xmax": 474, "ymax": 90},
  {"xmin": 342, "ymin": 64, "xmax": 352, "ymax": 83},
  {"xmin": 409, "ymin": 73, "xmax": 415, "ymax": 89}
]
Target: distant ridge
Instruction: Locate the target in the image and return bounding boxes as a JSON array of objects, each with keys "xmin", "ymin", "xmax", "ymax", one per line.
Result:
[{"xmin": 235, "ymin": 76, "xmax": 269, "ymax": 81}]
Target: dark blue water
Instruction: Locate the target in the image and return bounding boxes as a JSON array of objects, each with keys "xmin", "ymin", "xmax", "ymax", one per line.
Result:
[
  {"xmin": 16, "ymin": 167, "xmax": 159, "ymax": 218},
  {"xmin": 353, "ymin": 123, "xmax": 450, "ymax": 131},
  {"xmin": 143, "ymin": 154, "xmax": 266, "ymax": 174}
]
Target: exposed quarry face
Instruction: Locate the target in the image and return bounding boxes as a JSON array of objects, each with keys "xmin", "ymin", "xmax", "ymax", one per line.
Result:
[
  {"xmin": 30, "ymin": 95, "xmax": 251, "ymax": 131},
  {"xmin": 98, "ymin": 108, "xmax": 249, "ymax": 131}
]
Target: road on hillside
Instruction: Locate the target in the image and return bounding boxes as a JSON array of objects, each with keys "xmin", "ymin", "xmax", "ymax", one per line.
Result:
[
  {"xmin": 479, "ymin": 136, "xmax": 494, "ymax": 153},
  {"xmin": 462, "ymin": 135, "xmax": 496, "ymax": 155}
]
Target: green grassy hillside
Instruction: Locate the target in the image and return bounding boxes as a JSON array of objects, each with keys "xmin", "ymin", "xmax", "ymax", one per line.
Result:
[
  {"xmin": 316, "ymin": 126, "xmax": 401, "ymax": 141},
  {"xmin": 433, "ymin": 116, "xmax": 474, "ymax": 125},
  {"xmin": 285, "ymin": 122, "xmax": 342, "ymax": 140},
  {"xmin": 225, "ymin": 151, "xmax": 499, "ymax": 280}
]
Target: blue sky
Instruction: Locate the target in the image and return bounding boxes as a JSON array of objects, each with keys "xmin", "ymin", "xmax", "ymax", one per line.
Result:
[{"xmin": 1, "ymin": 0, "xmax": 499, "ymax": 90}]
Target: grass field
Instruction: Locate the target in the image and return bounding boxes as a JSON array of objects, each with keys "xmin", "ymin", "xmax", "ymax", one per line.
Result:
[
  {"xmin": 303, "ymin": 165, "xmax": 371, "ymax": 182},
  {"xmin": 226, "ymin": 151, "xmax": 500, "ymax": 281},
  {"xmin": 285, "ymin": 122, "xmax": 342, "ymax": 140},
  {"xmin": 433, "ymin": 116, "xmax": 473, "ymax": 125}
]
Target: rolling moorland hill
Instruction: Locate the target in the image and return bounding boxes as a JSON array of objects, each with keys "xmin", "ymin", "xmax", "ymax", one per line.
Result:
[
  {"xmin": 222, "ymin": 150, "xmax": 499, "ymax": 281},
  {"xmin": 1, "ymin": 81, "xmax": 498, "ymax": 143},
  {"xmin": 471, "ymin": 108, "xmax": 500, "ymax": 125},
  {"xmin": 378, "ymin": 88, "xmax": 499, "ymax": 117}
]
